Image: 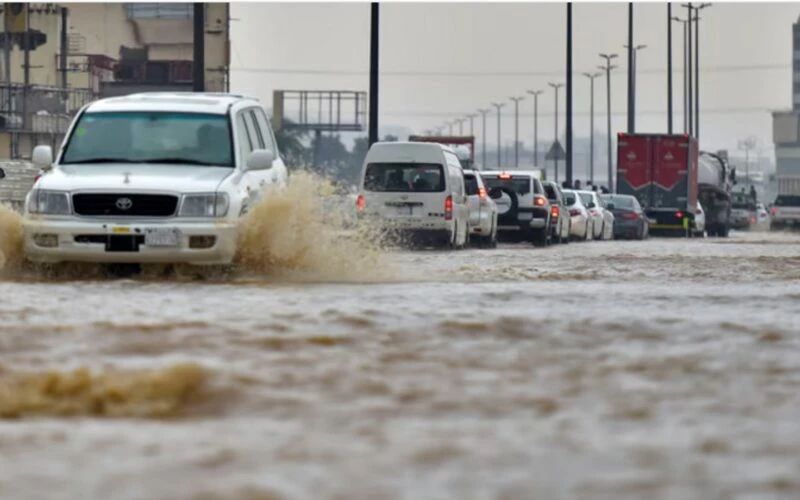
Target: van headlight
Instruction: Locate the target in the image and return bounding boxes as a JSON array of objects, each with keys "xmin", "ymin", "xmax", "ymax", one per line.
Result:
[
  {"xmin": 27, "ymin": 189, "xmax": 71, "ymax": 215},
  {"xmin": 179, "ymin": 193, "xmax": 229, "ymax": 217}
]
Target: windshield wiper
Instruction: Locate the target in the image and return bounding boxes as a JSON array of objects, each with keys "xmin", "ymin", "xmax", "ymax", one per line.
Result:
[
  {"xmin": 139, "ymin": 157, "xmax": 220, "ymax": 166},
  {"xmin": 61, "ymin": 158, "xmax": 138, "ymax": 164}
]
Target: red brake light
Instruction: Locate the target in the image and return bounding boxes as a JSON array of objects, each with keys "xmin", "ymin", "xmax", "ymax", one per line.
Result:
[
  {"xmin": 551, "ymin": 206, "xmax": 560, "ymax": 218},
  {"xmin": 569, "ymin": 209, "xmax": 581, "ymax": 217},
  {"xmin": 623, "ymin": 212, "xmax": 638, "ymax": 220},
  {"xmin": 750, "ymin": 216, "xmax": 756, "ymax": 223},
  {"xmin": 676, "ymin": 211, "xmax": 683, "ymax": 219},
  {"xmin": 498, "ymin": 172, "xmax": 511, "ymax": 180},
  {"xmin": 770, "ymin": 207, "xmax": 777, "ymax": 215},
  {"xmin": 534, "ymin": 196, "xmax": 546, "ymax": 207},
  {"xmin": 478, "ymin": 187, "xmax": 487, "ymax": 199},
  {"xmin": 444, "ymin": 195, "xmax": 453, "ymax": 220},
  {"xmin": 356, "ymin": 194, "xmax": 365, "ymax": 211}
]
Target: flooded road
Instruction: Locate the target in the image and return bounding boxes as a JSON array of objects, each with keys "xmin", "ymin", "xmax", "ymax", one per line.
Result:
[{"xmin": 1, "ymin": 229, "xmax": 800, "ymax": 500}]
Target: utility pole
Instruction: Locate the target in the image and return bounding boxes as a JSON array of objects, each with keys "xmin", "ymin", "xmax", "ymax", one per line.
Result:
[
  {"xmin": 583, "ymin": 72, "xmax": 602, "ymax": 184},
  {"xmin": 368, "ymin": 2, "xmax": 379, "ymax": 146},
  {"xmin": 667, "ymin": 3, "xmax": 673, "ymax": 134},
  {"xmin": 456, "ymin": 117, "xmax": 466, "ymax": 135},
  {"xmin": 548, "ymin": 82, "xmax": 564, "ymax": 184},
  {"xmin": 527, "ymin": 90, "xmax": 543, "ymax": 167},
  {"xmin": 684, "ymin": 2, "xmax": 693, "ymax": 137},
  {"xmin": 566, "ymin": 2, "xmax": 574, "ymax": 186},
  {"xmin": 694, "ymin": 3, "xmax": 711, "ymax": 140},
  {"xmin": 738, "ymin": 136, "xmax": 756, "ymax": 185},
  {"xmin": 626, "ymin": 2, "xmax": 634, "ymax": 133},
  {"xmin": 22, "ymin": 3, "xmax": 30, "ymax": 132},
  {"xmin": 672, "ymin": 16, "xmax": 688, "ymax": 133},
  {"xmin": 624, "ymin": 44, "xmax": 647, "ymax": 134},
  {"xmin": 509, "ymin": 96, "xmax": 524, "ymax": 167},
  {"xmin": 468, "ymin": 114, "xmax": 477, "ymax": 136},
  {"xmin": 478, "ymin": 108, "xmax": 490, "ymax": 168},
  {"xmin": 60, "ymin": 7, "xmax": 68, "ymax": 89},
  {"xmin": 491, "ymin": 102, "xmax": 505, "ymax": 168},
  {"xmin": 599, "ymin": 53, "xmax": 618, "ymax": 192},
  {"xmin": 192, "ymin": 3, "xmax": 205, "ymax": 92}
]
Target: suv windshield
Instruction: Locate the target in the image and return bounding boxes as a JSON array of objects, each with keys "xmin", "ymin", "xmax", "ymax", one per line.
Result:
[
  {"xmin": 364, "ymin": 163, "xmax": 445, "ymax": 192},
  {"xmin": 61, "ymin": 111, "xmax": 234, "ymax": 166},
  {"xmin": 483, "ymin": 175, "xmax": 531, "ymax": 196}
]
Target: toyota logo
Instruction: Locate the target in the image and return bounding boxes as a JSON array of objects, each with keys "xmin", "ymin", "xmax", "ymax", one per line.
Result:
[{"xmin": 115, "ymin": 197, "xmax": 133, "ymax": 210}]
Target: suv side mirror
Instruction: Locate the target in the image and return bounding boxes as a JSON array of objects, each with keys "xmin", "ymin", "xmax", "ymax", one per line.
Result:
[
  {"xmin": 32, "ymin": 144, "xmax": 53, "ymax": 168},
  {"xmin": 0, "ymin": 167, "xmax": 5, "ymax": 179},
  {"xmin": 245, "ymin": 149, "xmax": 274, "ymax": 171}
]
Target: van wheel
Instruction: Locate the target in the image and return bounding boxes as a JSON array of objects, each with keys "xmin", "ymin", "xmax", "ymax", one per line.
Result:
[{"xmin": 532, "ymin": 228, "xmax": 548, "ymax": 247}]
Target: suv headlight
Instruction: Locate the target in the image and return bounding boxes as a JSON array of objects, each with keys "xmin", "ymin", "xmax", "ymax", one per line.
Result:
[
  {"xmin": 27, "ymin": 189, "xmax": 70, "ymax": 215},
  {"xmin": 179, "ymin": 193, "xmax": 229, "ymax": 217}
]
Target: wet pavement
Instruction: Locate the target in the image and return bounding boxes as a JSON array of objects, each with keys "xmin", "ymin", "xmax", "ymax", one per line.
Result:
[{"xmin": 1, "ymin": 227, "xmax": 800, "ymax": 500}]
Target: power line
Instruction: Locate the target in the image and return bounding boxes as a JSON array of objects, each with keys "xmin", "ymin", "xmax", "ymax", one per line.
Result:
[{"xmin": 230, "ymin": 63, "xmax": 789, "ymax": 77}]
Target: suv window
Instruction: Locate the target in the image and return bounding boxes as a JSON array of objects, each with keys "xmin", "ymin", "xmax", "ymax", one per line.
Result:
[
  {"xmin": 364, "ymin": 163, "xmax": 445, "ymax": 192},
  {"xmin": 464, "ymin": 173, "xmax": 479, "ymax": 196},
  {"xmin": 483, "ymin": 175, "xmax": 531, "ymax": 196},
  {"xmin": 251, "ymin": 107, "xmax": 278, "ymax": 153},
  {"xmin": 775, "ymin": 195, "xmax": 800, "ymax": 207},
  {"xmin": 532, "ymin": 179, "xmax": 544, "ymax": 195},
  {"xmin": 60, "ymin": 111, "xmax": 234, "ymax": 167},
  {"xmin": 246, "ymin": 109, "xmax": 266, "ymax": 149}
]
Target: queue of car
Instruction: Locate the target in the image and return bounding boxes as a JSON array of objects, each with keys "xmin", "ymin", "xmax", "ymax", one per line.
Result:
[{"xmin": 355, "ymin": 140, "xmax": 656, "ymax": 250}]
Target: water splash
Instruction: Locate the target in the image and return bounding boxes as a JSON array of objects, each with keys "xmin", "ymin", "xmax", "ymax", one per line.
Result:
[{"xmin": 0, "ymin": 202, "xmax": 23, "ymax": 273}]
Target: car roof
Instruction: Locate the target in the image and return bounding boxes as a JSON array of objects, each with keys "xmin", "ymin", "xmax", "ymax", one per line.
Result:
[
  {"xmin": 481, "ymin": 169, "xmax": 543, "ymax": 178},
  {"xmin": 83, "ymin": 92, "xmax": 259, "ymax": 115}
]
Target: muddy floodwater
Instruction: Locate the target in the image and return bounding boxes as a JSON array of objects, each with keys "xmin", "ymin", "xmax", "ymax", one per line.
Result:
[{"xmin": 2, "ymin": 229, "xmax": 800, "ymax": 500}]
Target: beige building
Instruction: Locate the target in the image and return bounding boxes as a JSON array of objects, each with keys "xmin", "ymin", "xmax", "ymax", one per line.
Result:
[{"xmin": 0, "ymin": 2, "xmax": 230, "ymax": 160}]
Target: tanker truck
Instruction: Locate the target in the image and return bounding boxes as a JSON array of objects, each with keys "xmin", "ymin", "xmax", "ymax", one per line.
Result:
[{"xmin": 697, "ymin": 150, "xmax": 736, "ymax": 237}]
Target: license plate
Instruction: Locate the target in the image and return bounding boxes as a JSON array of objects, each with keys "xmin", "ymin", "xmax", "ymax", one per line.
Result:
[
  {"xmin": 144, "ymin": 228, "xmax": 181, "ymax": 247},
  {"xmin": 396, "ymin": 205, "xmax": 412, "ymax": 216},
  {"xmin": 518, "ymin": 212, "xmax": 533, "ymax": 221},
  {"xmin": 648, "ymin": 218, "xmax": 658, "ymax": 224},
  {"xmin": 111, "ymin": 226, "xmax": 131, "ymax": 234}
]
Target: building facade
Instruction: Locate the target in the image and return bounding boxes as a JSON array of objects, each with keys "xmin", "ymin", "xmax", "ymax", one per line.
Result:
[
  {"xmin": 0, "ymin": 2, "xmax": 229, "ymax": 160},
  {"xmin": 771, "ymin": 16, "xmax": 800, "ymax": 196}
]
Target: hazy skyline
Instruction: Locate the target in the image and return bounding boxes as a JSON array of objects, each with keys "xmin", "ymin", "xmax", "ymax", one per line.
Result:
[{"xmin": 231, "ymin": 2, "xmax": 799, "ymax": 158}]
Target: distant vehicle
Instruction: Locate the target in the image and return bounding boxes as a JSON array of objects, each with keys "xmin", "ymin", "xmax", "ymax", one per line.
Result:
[
  {"xmin": 408, "ymin": 135, "xmax": 475, "ymax": 169},
  {"xmin": 600, "ymin": 194, "xmax": 649, "ymax": 240},
  {"xmin": 562, "ymin": 189, "xmax": 591, "ymax": 241},
  {"xmin": 357, "ymin": 141, "xmax": 470, "ymax": 249},
  {"xmin": 754, "ymin": 202, "xmax": 770, "ymax": 230},
  {"xmin": 542, "ymin": 180, "xmax": 571, "ymax": 244},
  {"xmin": 770, "ymin": 194, "xmax": 800, "ymax": 230},
  {"xmin": 730, "ymin": 191, "xmax": 757, "ymax": 230},
  {"xmin": 463, "ymin": 169, "xmax": 498, "ymax": 248},
  {"xmin": 481, "ymin": 169, "xmax": 552, "ymax": 246},
  {"xmin": 697, "ymin": 151, "xmax": 735, "ymax": 237},
  {"xmin": 693, "ymin": 200, "xmax": 706, "ymax": 237},
  {"xmin": 21, "ymin": 92, "xmax": 288, "ymax": 267},
  {"xmin": 576, "ymin": 190, "xmax": 614, "ymax": 240},
  {"xmin": 617, "ymin": 133, "xmax": 701, "ymax": 237}
]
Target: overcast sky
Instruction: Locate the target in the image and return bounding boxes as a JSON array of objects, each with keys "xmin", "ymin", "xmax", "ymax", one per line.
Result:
[{"xmin": 230, "ymin": 1, "xmax": 798, "ymax": 158}]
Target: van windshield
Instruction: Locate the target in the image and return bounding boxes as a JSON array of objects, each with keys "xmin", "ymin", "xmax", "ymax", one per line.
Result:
[
  {"xmin": 60, "ymin": 111, "xmax": 234, "ymax": 167},
  {"xmin": 364, "ymin": 163, "xmax": 445, "ymax": 192}
]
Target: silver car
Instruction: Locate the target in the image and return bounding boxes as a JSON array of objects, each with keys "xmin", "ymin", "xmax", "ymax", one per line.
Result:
[{"xmin": 464, "ymin": 169, "xmax": 498, "ymax": 248}]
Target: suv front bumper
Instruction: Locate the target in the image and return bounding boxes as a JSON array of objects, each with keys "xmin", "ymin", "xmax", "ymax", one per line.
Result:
[{"xmin": 22, "ymin": 217, "xmax": 238, "ymax": 265}]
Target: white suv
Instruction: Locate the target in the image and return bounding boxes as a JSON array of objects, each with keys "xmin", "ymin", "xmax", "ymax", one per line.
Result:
[{"xmin": 22, "ymin": 92, "xmax": 288, "ymax": 266}]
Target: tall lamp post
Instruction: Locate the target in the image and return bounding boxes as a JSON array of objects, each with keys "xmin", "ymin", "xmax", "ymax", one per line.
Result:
[
  {"xmin": 368, "ymin": 2, "xmax": 379, "ymax": 146},
  {"xmin": 509, "ymin": 96, "xmax": 525, "ymax": 167},
  {"xmin": 468, "ymin": 113, "xmax": 478, "ymax": 136},
  {"xmin": 456, "ymin": 117, "xmax": 466, "ymax": 135},
  {"xmin": 527, "ymin": 89, "xmax": 544, "ymax": 167},
  {"xmin": 599, "ymin": 53, "xmax": 618, "ymax": 192},
  {"xmin": 672, "ymin": 16, "xmax": 689, "ymax": 133},
  {"xmin": 667, "ymin": 3, "xmax": 673, "ymax": 134},
  {"xmin": 623, "ymin": 43, "xmax": 647, "ymax": 133},
  {"xmin": 583, "ymin": 72, "xmax": 602, "ymax": 184},
  {"xmin": 548, "ymin": 82, "xmax": 564, "ymax": 184},
  {"xmin": 478, "ymin": 108, "xmax": 490, "ymax": 168},
  {"xmin": 693, "ymin": 3, "xmax": 711, "ymax": 139},
  {"xmin": 491, "ymin": 102, "xmax": 506, "ymax": 168}
]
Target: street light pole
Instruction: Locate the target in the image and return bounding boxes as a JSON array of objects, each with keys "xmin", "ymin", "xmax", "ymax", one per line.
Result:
[
  {"xmin": 509, "ymin": 96, "xmax": 525, "ymax": 168},
  {"xmin": 368, "ymin": 2, "xmax": 380, "ymax": 146},
  {"xmin": 548, "ymin": 82, "xmax": 564, "ymax": 184},
  {"xmin": 623, "ymin": 44, "xmax": 647, "ymax": 133},
  {"xmin": 672, "ymin": 16, "xmax": 688, "ymax": 133},
  {"xmin": 599, "ymin": 53, "xmax": 618, "ymax": 192},
  {"xmin": 583, "ymin": 72, "xmax": 602, "ymax": 184},
  {"xmin": 684, "ymin": 2, "xmax": 694, "ymax": 136},
  {"xmin": 456, "ymin": 118, "xmax": 466, "ymax": 135},
  {"xmin": 667, "ymin": 3, "xmax": 673, "ymax": 134},
  {"xmin": 527, "ymin": 90, "xmax": 543, "ymax": 167},
  {"xmin": 491, "ymin": 102, "xmax": 505, "ymax": 168},
  {"xmin": 694, "ymin": 3, "xmax": 711, "ymax": 140},
  {"xmin": 468, "ymin": 114, "xmax": 477, "ymax": 136},
  {"xmin": 478, "ymin": 108, "xmax": 490, "ymax": 168},
  {"xmin": 626, "ymin": 2, "xmax": 634, "ymax": 133}
]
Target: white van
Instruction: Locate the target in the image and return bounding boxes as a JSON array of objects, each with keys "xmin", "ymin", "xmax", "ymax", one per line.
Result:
[{"xmin": 357, "ymin": 141, "xmax": 470, "ymax": 248}]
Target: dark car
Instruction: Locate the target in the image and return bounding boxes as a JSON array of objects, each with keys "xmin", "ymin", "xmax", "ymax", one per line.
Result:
[{"xmin": 600, "ymin": 194, "xmax": 649, "ymax": 240}]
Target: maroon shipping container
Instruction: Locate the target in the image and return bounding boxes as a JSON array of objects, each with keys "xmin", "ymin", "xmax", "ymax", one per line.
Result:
[{"xmin": 616, "ymin": 133, "xmax": 698, "ymax": 230}]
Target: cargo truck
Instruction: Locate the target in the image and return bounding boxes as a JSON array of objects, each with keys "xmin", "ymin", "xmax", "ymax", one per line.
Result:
[
  {"xmin": 697, "ymin": 151, "xmax": 735, "ymax": 237},
  {"xmin": 616, "ymin": 133, "xmax": 702, "ymax": 237}
]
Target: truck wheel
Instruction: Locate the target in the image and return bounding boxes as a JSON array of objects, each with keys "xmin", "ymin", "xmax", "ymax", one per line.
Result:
[{"xmin": 719, "ymin": 225, "xmax": 730, "ymax": 238}]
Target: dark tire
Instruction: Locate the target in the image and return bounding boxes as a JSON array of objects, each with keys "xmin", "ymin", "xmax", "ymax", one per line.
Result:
[
  {"xmin": 532, "ymin": 227, "xmax": 549, "ymax": 247},
  {"xmin": 718, "ymin": 225, "xmax": 730, "ymax": 238}
]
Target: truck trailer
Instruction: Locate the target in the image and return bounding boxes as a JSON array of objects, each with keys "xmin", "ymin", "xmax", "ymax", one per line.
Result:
[{"xmin": 616, "ymin": 133, "xmax": 701, "ymax": 236}]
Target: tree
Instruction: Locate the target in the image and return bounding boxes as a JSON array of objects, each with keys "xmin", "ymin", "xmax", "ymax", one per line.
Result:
[{"xmin": 273, "ymin": 120, "xmax": 310, "ymax": 168}]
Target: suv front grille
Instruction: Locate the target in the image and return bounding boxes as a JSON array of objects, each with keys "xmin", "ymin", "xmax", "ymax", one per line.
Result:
[{"xmin": 72, "ymin": 193, "xmax": 179, "ymax": 217}]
